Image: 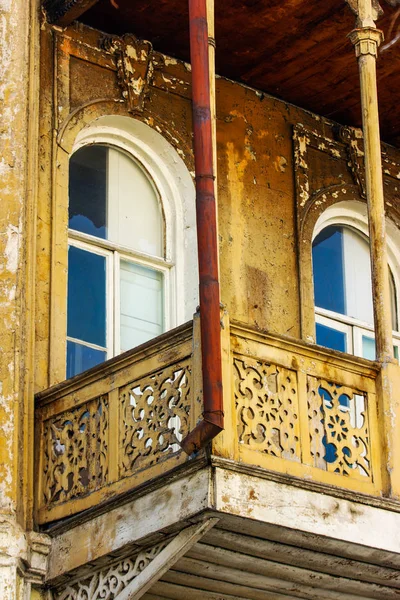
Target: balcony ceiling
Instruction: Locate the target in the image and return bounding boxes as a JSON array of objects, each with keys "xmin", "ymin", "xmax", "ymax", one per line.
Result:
[{"xmin": 79, "ymin": 0, "xmax": 400, "ymax": 145}]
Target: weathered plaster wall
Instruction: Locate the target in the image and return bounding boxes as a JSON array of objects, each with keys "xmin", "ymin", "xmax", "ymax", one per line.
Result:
[
  {"xmin": 0, "ymin": 0, "xmax": 39, "ymax": 524},
  {"xmin": 35, "ymin": 22, "xmax": 400, "ymax": 388},
  {"xmin": 0, "ymin": 0, "xmax": 49, "ymax": 596}
]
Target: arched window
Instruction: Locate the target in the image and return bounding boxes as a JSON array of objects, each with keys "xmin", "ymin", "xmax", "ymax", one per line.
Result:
[
  {"xmin": 67, "ymin": 144, "xmax": 168, "ymax": 378},
  {"xmin": 312, "ymin": 222, "xmax": 400, "ymax": 359},
  {"xmin": 64, "ymin": 116, "xmax": 197, "ymax": 379}
]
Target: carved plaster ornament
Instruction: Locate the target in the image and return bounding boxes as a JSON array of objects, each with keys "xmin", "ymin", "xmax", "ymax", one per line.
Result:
[
  {"xmin": 338, "ymin": 126, "xmax": 367, "ymax": 199},
  {"xmin": 102, "ymin": 34, "xmax": 160, "ymax": 113}
]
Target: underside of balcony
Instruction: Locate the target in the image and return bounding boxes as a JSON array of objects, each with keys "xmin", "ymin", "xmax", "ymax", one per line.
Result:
[
  {"xmin": 35, "ymin": 311, "xmax": 400, "ymax": 597},
  {"xmin": 45, "ymin": 462, "xmax": 400, "ymax": 599}
]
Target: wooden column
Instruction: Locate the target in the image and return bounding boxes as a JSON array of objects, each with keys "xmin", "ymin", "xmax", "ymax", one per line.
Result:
[
  {"xmin": 349, "ymin": 17, "xmax": 393, "ymax": 364},
  {"xmin": 347, "ymin": 0, "xmax": 400, "ymax": 498}
]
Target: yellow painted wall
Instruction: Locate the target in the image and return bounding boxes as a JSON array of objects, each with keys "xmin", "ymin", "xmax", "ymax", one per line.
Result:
[{"xmin": 37, "ymin": 22, "xmax": 381, "ymax": 390}]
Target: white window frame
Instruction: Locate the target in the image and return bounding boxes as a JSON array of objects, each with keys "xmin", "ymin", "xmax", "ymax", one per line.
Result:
[
  {"xmin": 67, "ymin": 232, "xmax": 171, "ymax": 358},
  {"xmin": 313, "ymin": 201, "xmax": 400, "ymax": 360}
]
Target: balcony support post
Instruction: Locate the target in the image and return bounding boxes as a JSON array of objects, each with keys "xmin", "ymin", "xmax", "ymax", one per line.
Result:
[
  {"xmin": 348, "ymin": 1, "xmax": 393, "ymax": 364},
  {"xmin": 347, "ymin": 0, "xmax": 400, "ymax": 498}
]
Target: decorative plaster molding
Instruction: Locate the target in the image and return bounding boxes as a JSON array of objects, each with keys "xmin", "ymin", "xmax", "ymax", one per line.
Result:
[
  {"xmin": 338, "ymin": 126, "xmax": 367, "ymax": 199},
  {"xmin": 102, "ymin": 35, "xmax": 162, "ymax": 114},
  {"xmin": 293, "ymin": 123, "xmax": 400, "ymax": 232},
  {"xmin": 25, "ymin": 532, "xmax": 52, "ymax": 585}
]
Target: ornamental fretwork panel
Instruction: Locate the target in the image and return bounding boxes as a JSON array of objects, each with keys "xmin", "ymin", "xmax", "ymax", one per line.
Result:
[
  {"xmin": 120, "ymin": 362, "xmax": 192, "ymax": 478},
  {"xmin": 234, "ymin": 357, "xmax": 301, "ymax": 461},
  {"xmin": 42, "ymin": 396, "xmax": 109, "ymax": 505},
  {"xmin": 36, "ymin": 326, "xmax": 196, "ymax": 524},
  {"xmin": 308, "ymin": 378, "xmax": 371, "ymax": 479},
  {"xmin": 55, "ymin": 541, "xmax": 169, "ymax": 600},
  {"xmin": 231, "ymin": 332, "xmax": 378, "ymax": 491}
]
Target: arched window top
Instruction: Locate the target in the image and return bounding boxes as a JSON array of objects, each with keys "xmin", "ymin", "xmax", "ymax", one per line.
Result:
[
  {"xmin": 69, "ymin": 144, "xmax": 163, "ymax": 257},
  {"xmin": 311, "ymin": 203, "xmax": 400, "ymax": 359}
]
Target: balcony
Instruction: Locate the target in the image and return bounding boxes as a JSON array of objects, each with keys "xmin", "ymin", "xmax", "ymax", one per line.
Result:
[{"xmin": 35, "ymin": 313, "xmax": 395, "ymax": 526}]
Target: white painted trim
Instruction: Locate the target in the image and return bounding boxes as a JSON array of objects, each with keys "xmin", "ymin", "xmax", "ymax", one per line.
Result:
[
  {"xmin": 66, "ymin": 336, "xmax": 106, "ymax": 353},
  {"xmin": 315, "ymin": 312, "xmax": 353, "ymax": 354}
]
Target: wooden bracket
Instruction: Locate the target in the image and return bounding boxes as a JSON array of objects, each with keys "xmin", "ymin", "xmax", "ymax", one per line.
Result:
[
  {"xmin": 117, "ymin": 519, "xmax": 219, "ymax": 599},
  {"xmin": 54, "ymin": 519, "xmax": 219, "ymax": 600}
]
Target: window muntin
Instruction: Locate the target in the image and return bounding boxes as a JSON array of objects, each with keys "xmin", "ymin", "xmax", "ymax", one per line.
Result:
[
  {"xmin": 67, "ymin": 144, "xmax": 168, "ymax": 377},
  {"xmin": 312, "ymin": 224, "xmax": 400, "ymax": 359}
]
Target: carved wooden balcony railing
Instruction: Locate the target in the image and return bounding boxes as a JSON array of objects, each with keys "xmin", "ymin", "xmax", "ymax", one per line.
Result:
[
  {"xmin": 35, "ymin": 314, "xmax": 388, "ymax": 525},
  {"xmin": 35, "ymin": 321, "xmax": 201, "ymax": 524},
  {"xmin": 215, "ymin": 318, "xmax": 383, "ymax": 497}
]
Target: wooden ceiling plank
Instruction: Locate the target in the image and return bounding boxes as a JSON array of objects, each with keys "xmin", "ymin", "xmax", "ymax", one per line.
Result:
[
  {"xmin": 173, "ymin": 557, "xmax": 357, "ymax": 600},
  {"xmin": 163, "ymin": 569, "xmax": 299, "ymax": 600},
  {"xmin": 216, "ymin": 513, "xmax": 400, "ymax": 569},
  {"xmin": 180, "ymin": 550, "xmax": 400, "ymax": 600},
  {"xmin": 151, "ymin": 580, "xmax": 248, "ymax": 600},
  {"xmin": 44, "ymin": 0, "xmax": 101, "ymax": 26},
  {"xmin": 202, "ymin": 528, "xmax": 400, "ymax": 588}
]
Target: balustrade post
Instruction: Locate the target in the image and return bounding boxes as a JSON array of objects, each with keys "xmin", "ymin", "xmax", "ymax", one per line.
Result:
[{"xmin": 211, "ymin": 307, "xmax": 236, "ymax": 460}]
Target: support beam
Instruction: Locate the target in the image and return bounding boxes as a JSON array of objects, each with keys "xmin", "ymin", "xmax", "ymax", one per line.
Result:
[
  {"xmin": 43, "ymin": 0, "xmax": 100, "ymax": 27},
  {"xmin": 347, "ymin": 0, "xmax": 400, "ymax": 499},
  {"xmin": 347, "ymin": 0, "xmax": 393, "ymax": 364},
  {"xmin": 117, "ymin": 519, "xmax": 218, "ymax": 600}
]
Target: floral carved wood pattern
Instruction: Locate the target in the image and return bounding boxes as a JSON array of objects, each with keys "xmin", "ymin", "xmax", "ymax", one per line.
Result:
[
  {"xmin": 120, "ymin": 362, "xmax": 191, "ymax": 477},
  {"xmin": 233, "ymin": 357, "xmax": 301, "ymax": 461},
  {"xmin": 55, "ymin": 541, "xmax": 169, "ymax": 600},
  {"xmin": 42, "ymin": 396, "xmax": 109, "ymax": 506},
  {"xmin": 307, "ymin": 377, "xmax": 371, "ymax": 479}
]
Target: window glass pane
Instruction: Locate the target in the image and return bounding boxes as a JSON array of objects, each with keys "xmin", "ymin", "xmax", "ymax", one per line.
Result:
[
  {"xmin": 120, "ymin": 261, "xmax": 163, "ymax": 352},
  {"xmin": 67, "ymin": 246, "xmax": 107, "ymax": 347},
  {"xmin": 362, "ymin": 335, "xmax": 376, "ymax": 360},
  {"xmin": 312, "ymin": 226, "xmax": 345, "ymax": 315},
  {"xmin": 361, "ymin": 334, "xmax": 399, "ymax": 361},
  {"xmin": 67, "ymin": 340, "xmax": 106, "ymax": 379},
  {"xmin": 342, "ymin": 228, "xmax": 373, "ymax": 323},
  {"xmin": 108, "ymin": 148, "xmax": 163, "ymax": 256},
  {"xmin": 316, "ymin": 322, "xmax": 347, "ymax": 353},
  {"xmin": 69, "ymin": 146, "xmax": 107, "ymax": 239}
]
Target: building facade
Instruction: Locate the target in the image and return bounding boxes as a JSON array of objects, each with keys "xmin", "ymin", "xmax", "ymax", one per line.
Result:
[{"xmin": 2, "ymin": 0, "xmax": 400, "ymax": 598}]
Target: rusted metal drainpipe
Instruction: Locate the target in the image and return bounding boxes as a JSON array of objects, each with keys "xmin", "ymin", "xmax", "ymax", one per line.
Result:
[{"xmin": 181, "ymin": 0, "xmax": 224, "ymax": 455}]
